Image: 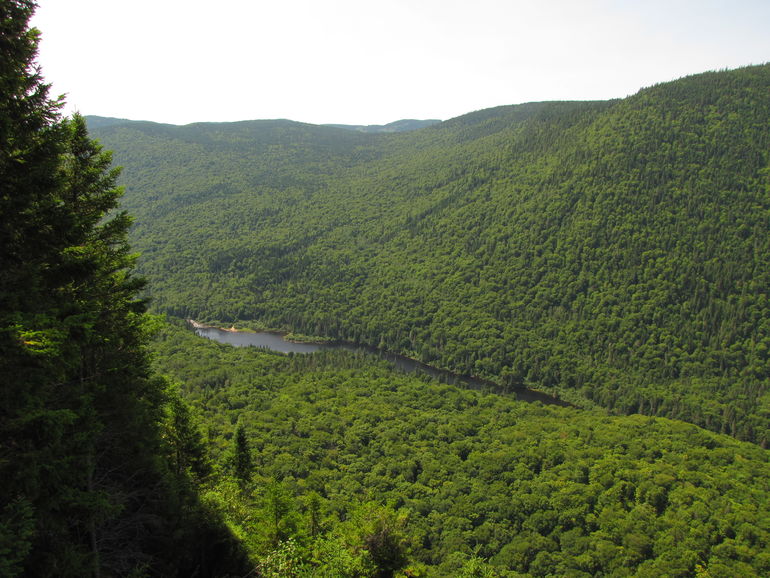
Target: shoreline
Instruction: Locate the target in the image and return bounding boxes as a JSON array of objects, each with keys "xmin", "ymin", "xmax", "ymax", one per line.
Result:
[
  {"xmin": 186, "ymin": 319, "xmax": 329, "ymax": 344},
  {"xmin": 187, "ymin": 319, "xmax": 242, "ymax": 333},
  {"xmin": 185, "ymin": 318, "xmax": 571, "ymax": 408}
]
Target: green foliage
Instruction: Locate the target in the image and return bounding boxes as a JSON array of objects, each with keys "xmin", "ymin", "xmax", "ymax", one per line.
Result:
[
  {"xmin": 91, "ymin": 64, "xmax": 770, "ymax": 443},
  {"xmin": 232, "ymin": 420, "xmax": 254, "ymax": 485},
  {"xmin": 257, "ymin": 538, "xmax": 306, "ymax": 577},
  {"xmin": 453, "ymin": 551, "xmax": 503, "ymax": 578},
  {"xmin": 357, "ymin": 505, "xmax": 410, "ymax": 577},
  {"xmin": 0, "ymin": 498, "xmax": 34, "ymax": 577},
  {"xmin": 0, "ymin": 5, "xmax": 248, "ymax": 575},
  {"xmin": 152, "ymin": 322, "xmax": 770, "ymax": 577},
  {"xmin": 162, "ymin": 382, "xmax": 211, "ymax": 481},
  {"xmin": 20, "ymin": 2, "xmax": 770, "ymax": 576},
  {"xmin": 264, "ymin": 480, "xmax": 300, "ymax": 546}
]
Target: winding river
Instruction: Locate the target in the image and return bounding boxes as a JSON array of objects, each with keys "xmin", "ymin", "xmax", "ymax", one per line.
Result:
[{"xmin": 190, "ymin": 321, "xmax": 569, "ymax": 407}]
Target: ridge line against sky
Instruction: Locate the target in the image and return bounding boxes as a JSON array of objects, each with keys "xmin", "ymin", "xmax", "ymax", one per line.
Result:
[{"xmin": 31, "ymin": 0, "xmax": 770, "ymax": 126}]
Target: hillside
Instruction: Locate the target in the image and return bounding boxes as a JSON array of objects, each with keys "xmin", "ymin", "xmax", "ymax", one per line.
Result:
[{"xmin": 88, "ymin": 64, "xmax": 770, "ymax": 443}]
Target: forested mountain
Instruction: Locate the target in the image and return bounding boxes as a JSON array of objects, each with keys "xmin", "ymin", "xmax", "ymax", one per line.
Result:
[
  {"xmin": 4, "ymin": 1, "xmax": 770, "ymax": 575},
  {"xmin": 89, "ymin": 64, "xmax": 770, "ymax": 444}
]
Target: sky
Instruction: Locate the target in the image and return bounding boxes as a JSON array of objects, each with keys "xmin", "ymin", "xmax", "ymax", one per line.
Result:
[{"xmin": 31, "ymin": 0, "xmax": 770, "ymax": 126}]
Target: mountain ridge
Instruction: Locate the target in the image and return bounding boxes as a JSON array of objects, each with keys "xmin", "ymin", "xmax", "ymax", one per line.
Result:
[
  {"xmin": 88, "ymin": 63, "xmax": 770, "ymax": 444},
  {"xmin": 324, "ymin": 118, "xmax": 442, "ymax": 133},
  {"xmin": 86, "ymin": 114, "xmax": 442, "ymax": 133}
]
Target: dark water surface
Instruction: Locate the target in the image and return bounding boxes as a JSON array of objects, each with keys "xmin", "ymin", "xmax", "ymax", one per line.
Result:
[
  {"xmin": 192, "ymin": 324, "xmax": 569, "ymax": 407},
  {"xmin": 194, "ymin": 326, "xmax": 329, "ymax": 354}
]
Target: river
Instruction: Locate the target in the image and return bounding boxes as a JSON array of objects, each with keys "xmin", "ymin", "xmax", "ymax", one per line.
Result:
[{"xmin": 191, "ymin": 322, "xmax": 569, "ymax": 407}]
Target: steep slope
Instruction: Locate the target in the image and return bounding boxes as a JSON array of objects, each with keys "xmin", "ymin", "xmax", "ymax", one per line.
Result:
[{"xmin": 89, "ymin": 64, "xmax": 770, "ymax": 443}]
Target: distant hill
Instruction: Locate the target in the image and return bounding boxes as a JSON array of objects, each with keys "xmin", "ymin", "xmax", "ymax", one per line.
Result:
[
  {"xmin": 325, "ymin": 118, "xmax": 442, "ymax": 133},
  {"xmin": 85, "ymin": 115, "xmax": 137, "ymax": 128},
  {"xmin": 88, "ymin": 64, "xmax": 770, "ymax": 444},
  {"xmin": 85, "ymin": 115, "xmax": 441, "ymax": 134}
]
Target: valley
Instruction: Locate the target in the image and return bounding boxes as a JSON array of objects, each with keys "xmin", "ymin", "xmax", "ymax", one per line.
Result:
[
  {"xmin": 86, "ymin": 64, "xmax": 770, "ymax": 575},
  {"xmin": 0, "ymin": 0, "xmax": 770, "ymax": 578},
  {"xmin": 190, "ymin": 320, "xmax": 570, "ymax": 405},
  {"xmin": 149, "ymin": 319, "xmax": 770, "ymax": 576},
  {"xmin": 90, "ymin": 64, "xmax": 770, "ymax": 445},
  {"xmin": 3, "ymin": 7, "xmax": 768, "ymax": 571}
]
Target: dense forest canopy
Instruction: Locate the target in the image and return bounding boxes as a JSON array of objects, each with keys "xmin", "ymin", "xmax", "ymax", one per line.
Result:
[
  {"xmin": 150, "ymin": 320, "xmax": 770, "ymax": 577},
  {"xmin": 90, "ymin": 64, "xmax": 770, "ymax": 444},
  {"xmin": 3, "ymin": 1, "xmax": 770, "ymax": 575}
]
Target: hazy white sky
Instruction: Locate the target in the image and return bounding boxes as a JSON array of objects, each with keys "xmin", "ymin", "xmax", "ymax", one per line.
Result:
[{"xmin": 31, "ymin": 0, "xmax": 770, "ymax": 126}]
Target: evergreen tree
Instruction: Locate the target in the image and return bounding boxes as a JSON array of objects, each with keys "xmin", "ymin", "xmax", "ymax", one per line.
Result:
[
  {"xmin": 232, "ymin": 420, "xmax": 253, "ymax": 485},
  {"xmin": 0, "ymin": 3, "xmax": 249, "ymax": 575},
  {"xmin": 0, "ymin": 1, "xmax": 80, "ymax": 573},
  {"xmin": 163, "ymin": 383, "xmax": 211, "ymax": 482}
]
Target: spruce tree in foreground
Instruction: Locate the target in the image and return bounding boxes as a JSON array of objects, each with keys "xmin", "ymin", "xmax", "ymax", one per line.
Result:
[{"xmin": 0, "ymin": 2, "xmax": 248, "ymax": 575}]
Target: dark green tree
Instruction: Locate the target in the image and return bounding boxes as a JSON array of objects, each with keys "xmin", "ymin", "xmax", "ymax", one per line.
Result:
[
  {"xmin": 0, "ymin": 1, "xmax": 85, "ymax": 573},
  {"xmin": 163, "ymin": 382, "xmax": 211, "ymax": 481},
  {"xmin": 232, "ymin": 420, "xmax": 253, "ymax": 485},
  {"xmin": 265, "ymin": 481, "xmax": 297, "ymax": 547},
  {"xmin": 305, "ymin": 491, "xmax": 324, "ymax": 538},
  {"xmin": 357, "ymin": 506, "xmax": 409, "ymax": 578},
  {"xmin": 0, "ymin": 3, "xmax": 249, "ymax": 575}
]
